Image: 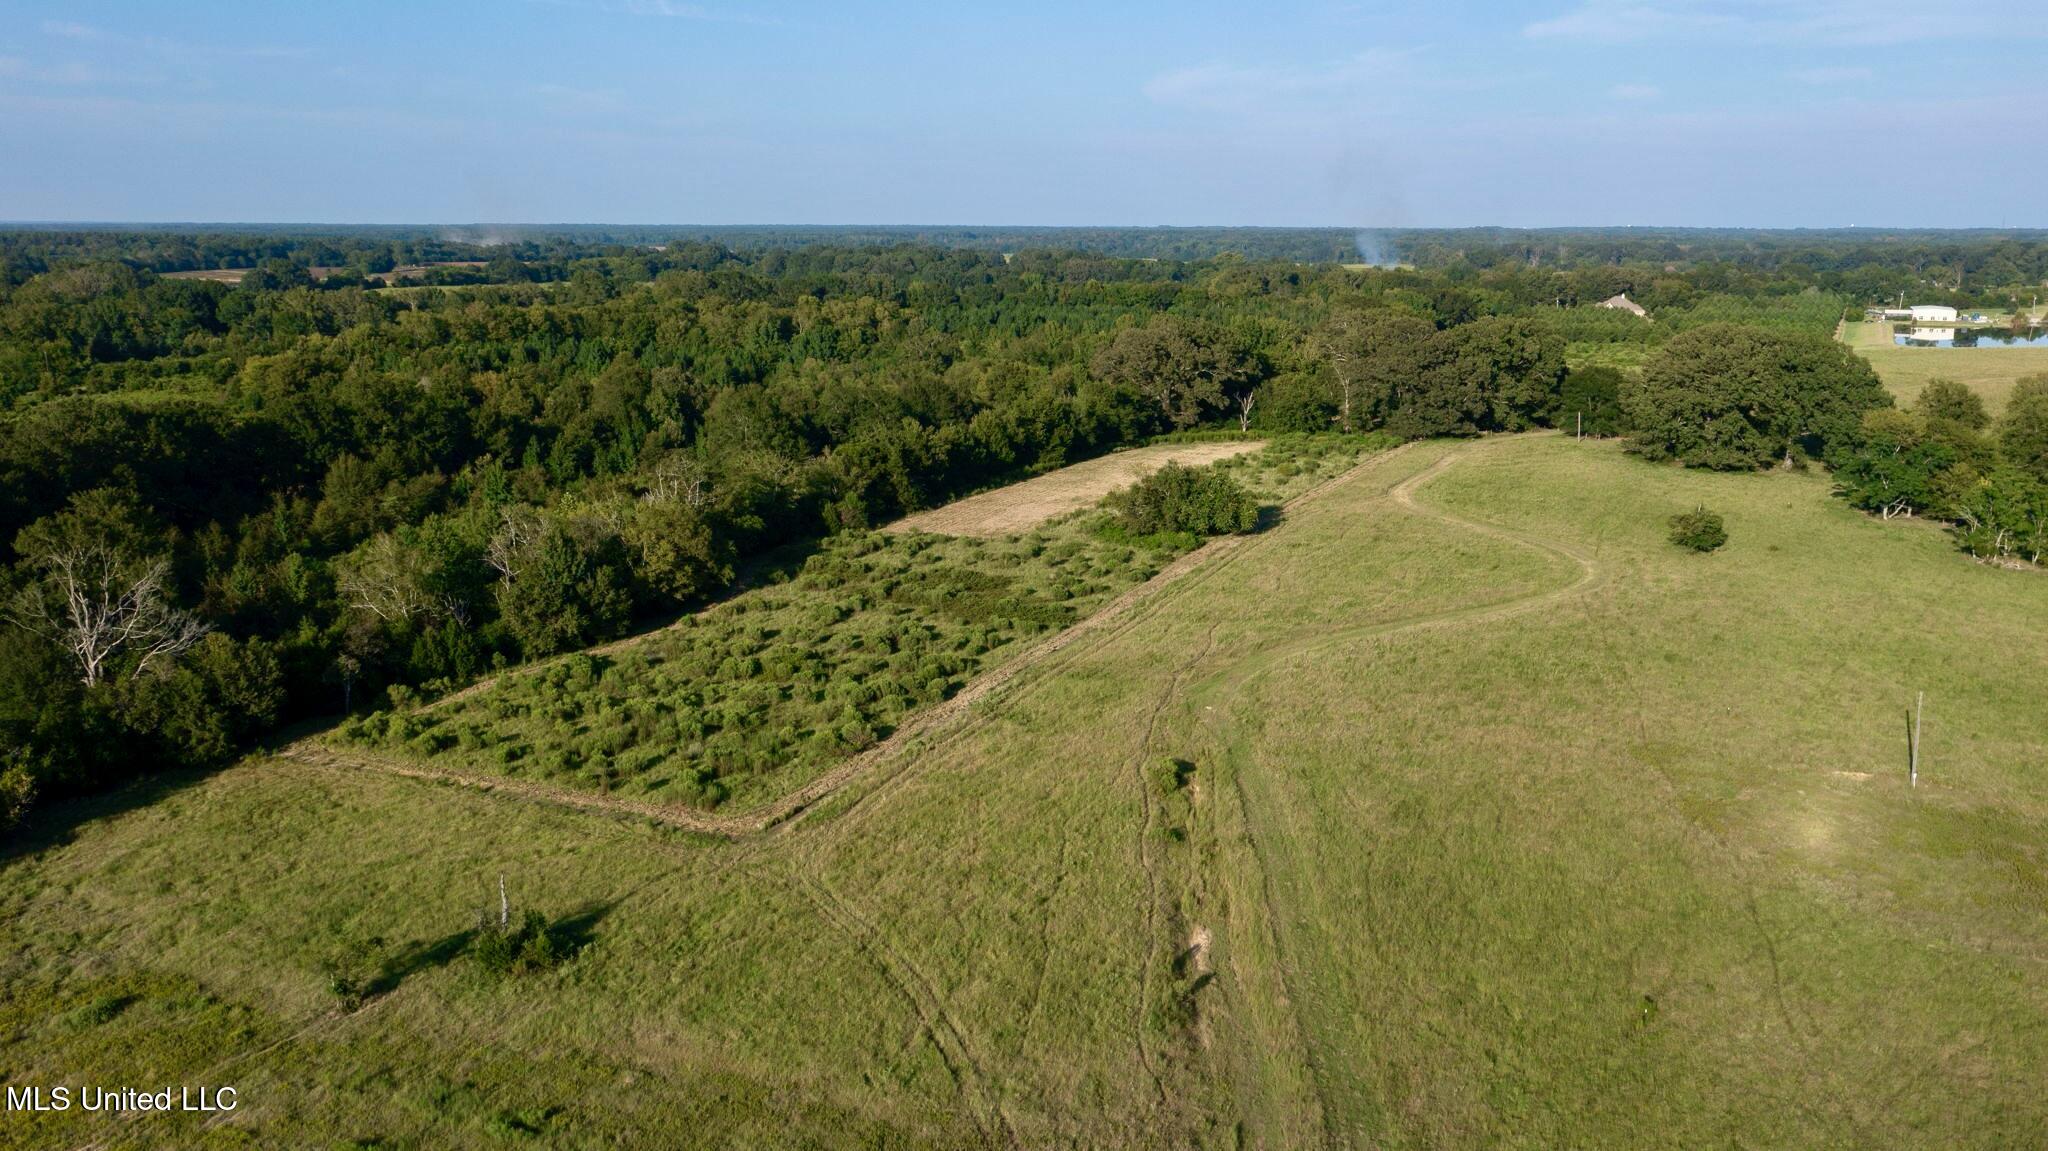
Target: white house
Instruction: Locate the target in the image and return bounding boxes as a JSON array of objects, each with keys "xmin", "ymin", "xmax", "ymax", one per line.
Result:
[
  {"xmin": 1909, "ymin": 304, "xmax": 1959, "ymax": 323},
  {"xmin": 1597, "ymin": 292, "xmax": 1649, "ymax": 318}
]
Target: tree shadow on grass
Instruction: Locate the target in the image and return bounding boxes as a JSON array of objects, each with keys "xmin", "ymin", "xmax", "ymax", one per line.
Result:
[
  {"xmin": 348, "ymin": 902, "xmax": 613, "ymax": 1007},
  {"xmin": 543, "ymin": 901, "xmax": 612, "ymax": 959},
  {"xmin": 364, "ymin": 929, "xmax": 478, "ymax": 998},
  {"xmin": 0, "ymin": 767, "xmax": 217, "ymax": 869}
]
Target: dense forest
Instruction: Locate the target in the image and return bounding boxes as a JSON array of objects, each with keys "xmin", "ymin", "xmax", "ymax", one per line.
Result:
[{"xmin": 2, "ymin": 227, "xmax": 2044, "ymax": 833}]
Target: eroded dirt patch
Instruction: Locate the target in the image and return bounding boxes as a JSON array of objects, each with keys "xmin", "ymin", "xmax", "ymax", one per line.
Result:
[{"xmin": 887, "ymin": 442, "xmax": 1264, "ymax": 537}]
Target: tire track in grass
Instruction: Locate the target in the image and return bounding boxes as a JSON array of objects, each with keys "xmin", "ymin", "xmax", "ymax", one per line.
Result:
[
  {"xmin": 1131, "ymin": 622, "xmax": 1219, "ymax": 1109},
  {"xmin": 759, "ymin": 447, "xmax": 1429, "ymax": 1147},
  {"xmin": 1017, "ymin": 821, "xmax": 1071, "ymax": 1050},
  {"xmin": 1191, "ymin": 440, "xmax": 1606, "ymax": 1142},
  {"xmin": 794, "ymin": 869, "xmax": 1020, "ymax": 1150}
]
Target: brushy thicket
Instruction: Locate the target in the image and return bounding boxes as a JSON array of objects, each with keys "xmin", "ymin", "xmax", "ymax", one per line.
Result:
[
  {"xmin": 338, "ymin": 436, "xmax": 1384, "ymax": 810},
  {"xmin": 1105, "ymin": 463, "xmax": 1259, "ymax": 537},
  {"xmin": 340, "ymin": 517, "xmax": 1179, "ymax": 809},
  {"xmin": 1668, "ymin": 507, "xmax": 1729, "ymax": 552}
]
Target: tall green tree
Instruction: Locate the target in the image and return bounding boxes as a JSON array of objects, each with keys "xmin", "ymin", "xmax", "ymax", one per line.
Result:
[
  {"xmin": 1998, "ymin": 376, "xmax": 2048, "ymax": 483},
  {"xmin": 1091, "ymin": 316, "xmax": 1256, "ymax": 430},
  {"xmin": 1624, "ymin": 324, "xmax": 1889, "ymax": 469},
  {"xmin": 1312, "ymin": 309, "xmax": 1435, "ymax": 433},
  {"xmin": 1915, "ymin": 379, "xmax": 1990, "ymax": 432}
]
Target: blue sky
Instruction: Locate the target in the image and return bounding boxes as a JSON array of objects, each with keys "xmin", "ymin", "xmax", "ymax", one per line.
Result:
[{"xmin": 0, "ymin": 1, "xmax": 2039, "ymax": 226}]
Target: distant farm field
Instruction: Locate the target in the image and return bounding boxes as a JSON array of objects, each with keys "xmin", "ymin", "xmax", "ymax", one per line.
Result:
[
  {"xmin": 887, "ymin": 441, "xmax": 1264, "ymax": 537},
  {"xmin": 1840, "ymin": 319, "xmax": 2048, "ymax": 412},
  {"xmin": 6, "ymin": 435, "xmax": 2046, "ymax": 1148}
]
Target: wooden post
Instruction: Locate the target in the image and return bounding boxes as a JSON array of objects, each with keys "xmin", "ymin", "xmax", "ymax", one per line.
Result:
[
  {"xmin": 1910, "ymin": 692, "xmax": 1923, "ymax": 788},
  {"xmin": 499, "ymin": 875, "xmax": 510, "ymax": 930},
  {"xmin": 1577, "ymin": 411, "xmax": 1583, "ymax": 440}
]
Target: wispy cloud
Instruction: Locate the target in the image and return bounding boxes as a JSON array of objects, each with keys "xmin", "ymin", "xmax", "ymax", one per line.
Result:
[
  {"xmin": 1525, "ymin": 1, "xmax": 2029, "ymax": 45},
  {"xmin": 136, "ymin": 35, "xmax": 310, "ymax": 61},
  {"xmin": 1609, "ymin": 83, "xmax": 1661, "ymax": 101},
  {"xmin": 1144, "ymin": 48, "xmax": 1423, "ymax": 114},
  {"xmin": 1526, "ymin": 1, "xmax": 1720, "ymax": 42},
  {"xmin": 0, "ymin": 57, "xmax": 130, "ymax": 87},
  {"xmin": 40, "ymin": 20, "xmax": 100, "ymax": 40},
  {"xmin": 1788, "ymin": 65, "xmax": 1873, "ymax": 85},
  {"xmin": 529, "ymin": 0, "xmax": 782, "ymax": 25},
  {"xmin": 535, "ymin": 82, "xmax": 626, "ymax": 110}
]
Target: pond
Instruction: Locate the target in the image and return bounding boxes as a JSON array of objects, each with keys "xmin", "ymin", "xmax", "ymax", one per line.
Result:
[{"xmin": 1893, "ymin": 325, "xmax": 2048, "ymax": 348}]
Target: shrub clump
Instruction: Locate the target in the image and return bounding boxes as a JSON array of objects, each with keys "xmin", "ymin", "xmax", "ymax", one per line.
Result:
[
  {"xmin": 1106, "ymin": 463, "xmax": 1259, "ymax": 537},
  {"xmin": 1668, "ymin": 507, "xmax": 1728, "ymax": 553},
  {"xmin": 474, "ymin": 910, "xmax": 571, "ymax": 976}
]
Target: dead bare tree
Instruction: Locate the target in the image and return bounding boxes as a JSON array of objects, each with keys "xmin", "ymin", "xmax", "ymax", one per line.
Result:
[
  {"xmin": 645, "ymin": 451, "xmax": 709, "ymax": 508},
  {"xmin": 485, "ymin": 505, "xmax": 547, "ymax": 582},
  {"xmin": 335, "ymin": 533, "xmax": 434, "ymax": 624},
  {"xmin": 9, "ymin": 548, "xmax": 207, "ymax": 687},
  {"xmin": 1236, "ymin": 387, "xmax": 1259, "ymax": 433}
]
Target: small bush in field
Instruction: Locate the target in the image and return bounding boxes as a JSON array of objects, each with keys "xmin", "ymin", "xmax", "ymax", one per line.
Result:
[
  {"xmin": 1668, "ymin": 507, "xmax": 1728, "ymax": 553},
  {"xmin": 475, "ymin": 910, "xmax": 571, "ymax": 977},
  {"xmin": 1105, "ymin": 463, "xmax": 1259, "ymax": 536},
  {"xmin": 322, "ymin": 936, "xmax": 386, "ymax": 1010}
]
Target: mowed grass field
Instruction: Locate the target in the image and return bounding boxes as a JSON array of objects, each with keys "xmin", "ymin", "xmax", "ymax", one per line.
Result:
[
  {"xmin": 1841, "ymin": 319, "xmax": 2048, "ymax": 412},
  {"xmin": 4, "ymin": 435, "xmax": 2047, "ymax": 1147}
]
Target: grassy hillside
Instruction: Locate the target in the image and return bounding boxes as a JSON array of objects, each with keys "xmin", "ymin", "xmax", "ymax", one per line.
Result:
[
  {"xmin": 1841, "ymin": 319, "xmax": 2048, "ymax": 412},
  {"xmin": 4, "ymin": 435, "xmax": 2045, "ymax": 1148}
]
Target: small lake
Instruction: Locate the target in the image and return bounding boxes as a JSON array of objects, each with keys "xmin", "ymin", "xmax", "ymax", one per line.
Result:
[{"xmin": 1894, "ymin": 326, "xmax": 2048, "ymax": 348}]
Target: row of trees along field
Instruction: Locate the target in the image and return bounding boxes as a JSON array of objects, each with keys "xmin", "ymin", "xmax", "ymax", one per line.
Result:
[
  {"xmin": 0, "ymin": 232, "xmax": 2041, "ymax": 833},
  {"xmin": 1832, "ymin": 378, "xmax": 2048, "ymax": 564}
]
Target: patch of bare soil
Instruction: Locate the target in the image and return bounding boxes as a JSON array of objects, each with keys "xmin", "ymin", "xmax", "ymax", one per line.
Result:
[{"xmin": 886, "ymin": 442, "xmax": 1264, "ymax": 537}]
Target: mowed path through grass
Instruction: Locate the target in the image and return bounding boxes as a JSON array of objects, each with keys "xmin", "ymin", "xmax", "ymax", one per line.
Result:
[{"xmin": 5, "ymin": 435, "xmax": 2047, "ymax": 1148}]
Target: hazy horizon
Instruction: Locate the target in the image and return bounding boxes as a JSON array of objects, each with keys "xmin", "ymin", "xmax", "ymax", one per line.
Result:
[{"xmin": 4, "ymin": 222, "xmax": 2045, "ymax": 234}]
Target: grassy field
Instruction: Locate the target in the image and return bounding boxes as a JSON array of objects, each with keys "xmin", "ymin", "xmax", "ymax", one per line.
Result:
[
  {"xmin": 1841, "ymin": 319, "xmax": 2048, "ymax": 413},
  {"xmin": 5, "ymin": 434, "xmax": 2046, "ymax": 1147},
  {"xmin": 1563, "ymin": 341, "xmax": 1651, "ymax": 374}
]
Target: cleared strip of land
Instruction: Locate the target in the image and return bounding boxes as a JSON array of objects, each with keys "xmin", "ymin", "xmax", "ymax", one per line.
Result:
[{"xmin": 886, "ymin": 442, "xmax": 1263, "ymax": 537}]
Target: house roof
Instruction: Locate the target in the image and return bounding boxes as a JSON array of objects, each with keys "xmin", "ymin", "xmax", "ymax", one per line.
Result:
[{"xmin": 1598, "ymin": 293, "xmax": 1648, "ymax": 317}]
